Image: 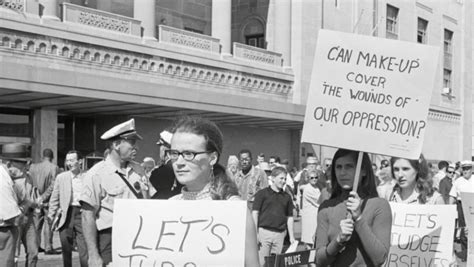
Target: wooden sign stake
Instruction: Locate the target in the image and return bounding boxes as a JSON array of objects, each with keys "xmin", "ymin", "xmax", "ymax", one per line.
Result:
[{"xmin": 352, "ymin": 151, "xmax": 364, "ymax": 193}]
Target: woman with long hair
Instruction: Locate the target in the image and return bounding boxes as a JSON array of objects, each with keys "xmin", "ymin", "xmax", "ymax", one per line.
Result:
[
  {"xmin": 389, "ymin": 154, "xmax": 444, "ymax": 204},
  {"xmin": 167, "ymin": 116, "xmax": 259, "ymax": 266},
  {"xmin": 315, "ymin": 149, "xmax": 392, "ymax": 266}
]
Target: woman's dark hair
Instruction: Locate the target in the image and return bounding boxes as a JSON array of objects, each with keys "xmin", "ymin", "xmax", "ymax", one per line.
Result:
[
  {"xmin": 172, "ymin": 116, "xmax": 239, "ymax": 200},
  {"xmin": 390, "ymin": 154, "xmax": 433, "ymax": 204},
  {"xmin": 330, "ymin": 149, "xmax": 378, "ymax": 199}
]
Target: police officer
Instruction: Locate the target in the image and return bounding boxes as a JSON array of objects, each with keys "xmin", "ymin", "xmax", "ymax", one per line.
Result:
[{"xmin": 80, "ymin": 119, "xmax": 147, "ymax": 266}]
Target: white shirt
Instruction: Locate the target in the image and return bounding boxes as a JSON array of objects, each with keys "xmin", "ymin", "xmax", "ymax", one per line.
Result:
[
  {"xmin": 449, "ymin": 175, "xmax": 474, "ymax": 201},
  {"xmin": 71, "ymin": 171, "xmax": 84, "ymax": 206},
  {"xmin": 432, "ymin": 170, "xmax": 446, "ymax": 190},
  {"xmin": 0, "ymin": 164, "xmax": 21, "ymax": 226}
]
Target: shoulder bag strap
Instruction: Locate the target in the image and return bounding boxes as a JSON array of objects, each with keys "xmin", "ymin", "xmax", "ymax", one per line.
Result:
[{"xmin": 115, "ymin": 171, "xmax": 143, "ymax": 199}]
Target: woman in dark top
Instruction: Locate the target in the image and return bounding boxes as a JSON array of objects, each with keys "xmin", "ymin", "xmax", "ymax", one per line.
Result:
[{"xmin": 315, "ymin": 149, "xmax": 392, "ymax": 266}]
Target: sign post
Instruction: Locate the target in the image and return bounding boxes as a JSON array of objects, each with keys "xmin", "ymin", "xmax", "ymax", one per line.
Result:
[{"xmin": 112, "ymin": 199, "xmax": 247, "ymax": 267}]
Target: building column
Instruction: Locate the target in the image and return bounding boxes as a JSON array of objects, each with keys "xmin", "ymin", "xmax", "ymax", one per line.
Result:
[
  {"xmin": 134, "ymin": 0, "xmax": 157, "ymax": 41},
  {"xmin": 41, "ymin": 0, "xmax": 59, "ymax": 21},
  {"xmin": 274, "ymin": 0, "xmax": 292, "ymax": 67},
  {"xmin": 290, "ymin": 129, "xmax": 301, "ymax": 170},
  {"xmin": 211, "ymin": 0, "xmax": 231, "ymax": 55},
  {"xmin": 32, "ymin": 109, "xmax": 57, "ymax": 164}
]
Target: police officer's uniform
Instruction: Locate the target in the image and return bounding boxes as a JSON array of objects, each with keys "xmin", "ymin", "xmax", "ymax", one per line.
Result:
[{"xmin": 79, "ymin": 118, "xmax": 145, "ymax": 265}]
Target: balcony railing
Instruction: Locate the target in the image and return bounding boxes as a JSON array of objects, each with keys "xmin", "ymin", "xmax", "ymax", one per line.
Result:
[
  {"xmin": 0, "ymin": 0, "xmax": 25, "ymax": 12},
  {"xmin": 233, "ymin": 42, "xmax": 283, "ymax": 67},
  {"xmin": 1, "ymin": 0, "xmax": 37, "ymax": 15},
  {"xmin": 158, "ymin": 25, "xmax": 221, "ymax": 54},
  {"xmin": 61, "ymin": 3, "xmax": 141, "ymax": 36}
]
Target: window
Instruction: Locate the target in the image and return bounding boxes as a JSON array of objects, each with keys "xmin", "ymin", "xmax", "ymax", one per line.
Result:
[
  {"xmin": 386, "ymin": 4, "xmax": 399, "ymax": 39},
  {"xmin": 417, "ymin": 18, "xmax": 428, "ymax": 44},
  {"xmin": 444, "ymin": 29, "xmax": 453, "ymax": 70},
  {"xmin": 444, "ymin": 29, "xmax": 453, "ymax": 56},
  {"xmin": 0, "ymin": 108, "xmax": 31, "ymax": 138},
  {"xmin": 443, "ymin": 30, "xmax": 453, "ymax": 96},
  {"xmin": 443, "ymin": 69, "xmax": 452, "ymax": 90},
  {"xmin": 245, "ymin": 34, "xmax": 265, "ymax": 49}
]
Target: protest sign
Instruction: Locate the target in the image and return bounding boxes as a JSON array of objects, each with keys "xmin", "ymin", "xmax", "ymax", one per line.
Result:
[
  {"xmin": 461, "ymin": 192, "xmax": 474, "ymax": 266},
  {"xmin": 302, "ymin": 30, "xmax": 439, "ymax": 159},
  {"xmin": 112, "ymin": 199, "xmax": 247, "ymax": 267},
  {"xmin": 385, "ymin": 203, "xmax": 457, "ymax": 267}
]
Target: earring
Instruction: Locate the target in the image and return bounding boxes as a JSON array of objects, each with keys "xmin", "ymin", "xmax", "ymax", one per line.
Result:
[{"xmin": 210, "ymin": 164, "xmax": 215, "ymax": 180}]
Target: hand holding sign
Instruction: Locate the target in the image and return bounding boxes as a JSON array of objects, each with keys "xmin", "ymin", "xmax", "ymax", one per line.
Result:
[
  {"xmin": 338, "ymin": 218, "xmax": 354, "ymax": 243},
  {"xmin": 346, "ymin": 191, "xmax": 362, "ymax": 220}
]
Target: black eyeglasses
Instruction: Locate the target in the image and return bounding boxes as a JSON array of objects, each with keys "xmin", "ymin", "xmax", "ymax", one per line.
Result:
[
  {"xmin": 166, "ymin": 150, "xmax": 210, "ymax": 161},
  {"xmin": 309, "ymin": 176, "xmax": 318, "ymax": 180},
  {"xmin": 447, "ymin": 171, "xmax": 454, "ymax": 174}
]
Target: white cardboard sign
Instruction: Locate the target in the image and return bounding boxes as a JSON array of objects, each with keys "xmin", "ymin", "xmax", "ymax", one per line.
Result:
[
  {"xmin": 385, "ymin": 203, "xmax": 457, "ymax": 266},
  {"xmin": 112, "ymin": 199, "xmax": 247, "ymax": 267},
  {"xmin": 302, "ymin": 30, "xmax": 439, "ymax": 159}
]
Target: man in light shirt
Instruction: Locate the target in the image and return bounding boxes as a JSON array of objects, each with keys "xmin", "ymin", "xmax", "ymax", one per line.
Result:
[
  {"xmin": 0, "ymin": 162, "xmax": 22, "ymax": 267},
  {"xmin": 48, "ymin": 150, "xmax": 88, "ymax": 267},
  {"xmin": 80, "ymin": 118, "xmax": 146, "ymax": 266},
  {"xmin": 234, "ymin": 149, "xmax": 269, "ymax": 209},
  {"xmin": 449, "ymin": 160, "xmax": 474, "ymax": 262},
  {"xmin": 0, "ymin": 143, "xmax": 36, "ymax": 267}
]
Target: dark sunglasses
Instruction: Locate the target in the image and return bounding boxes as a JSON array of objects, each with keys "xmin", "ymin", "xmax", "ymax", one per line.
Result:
[
  {"xmin": 447, "ymin": 171, "xmax": 454, "ymax": 174},
  {"xmin": 462, "ymin": 167, "xmax": 472, "ymax": 170},
  {"xmin": 309, "ymin": 176, "xmax": 318, "ymax": 180}
]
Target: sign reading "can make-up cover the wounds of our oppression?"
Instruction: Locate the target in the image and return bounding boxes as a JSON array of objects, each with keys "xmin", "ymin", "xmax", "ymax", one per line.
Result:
[
  {"xmin": 112, "ymin": 200, "xmax": 247, "ymax": 267},
  {"xmin": 302, "ymin": 30, "xmax": 439, "ymax": 159}
]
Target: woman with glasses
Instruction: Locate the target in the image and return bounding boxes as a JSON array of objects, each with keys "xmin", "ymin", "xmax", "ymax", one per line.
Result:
[
  {"xmin": 167, "ymin": 116, "xmax": 259, "ymax": 266},
  {"xmin": 315, "ymin": 149, "xmax": 392, "ymax": 266},
  {"xmin": 388, "ymin": 154, "xmax": 444, "ymax": 205},
  {"xmin": 300, "ymin": 169, "xmax": 329, "ymax": 250}
]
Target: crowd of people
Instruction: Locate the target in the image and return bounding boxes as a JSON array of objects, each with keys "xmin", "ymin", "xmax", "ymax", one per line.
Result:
[{"xmin": 0, "ymin": 116, "xmax": 472, "ymax": 267}]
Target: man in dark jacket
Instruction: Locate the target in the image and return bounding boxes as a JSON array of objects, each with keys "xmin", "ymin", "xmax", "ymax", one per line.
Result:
[
  {"xmin": 29, "ymin": 148, "xmax": 59, "ymax": 254},
  {"xmin": 149, "ymin": 130, "xmax": 182, "ymax": 199}
]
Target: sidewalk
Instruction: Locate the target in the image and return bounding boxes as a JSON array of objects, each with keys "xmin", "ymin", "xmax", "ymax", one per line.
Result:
[{"xmin": 16, "ymin": 231, "xmax": 79, "ymax": 267}]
